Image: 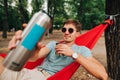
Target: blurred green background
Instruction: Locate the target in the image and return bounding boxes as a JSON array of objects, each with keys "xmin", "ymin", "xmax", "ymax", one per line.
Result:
[{"xmin": 0, "ymin": 0, "xmax": 105, "ymax": 38}]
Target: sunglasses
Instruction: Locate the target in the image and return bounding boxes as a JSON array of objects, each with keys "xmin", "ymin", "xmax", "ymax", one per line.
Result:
[{"xmin": 61, "ymin": 27, "xmax": 75, "ymax": 34}]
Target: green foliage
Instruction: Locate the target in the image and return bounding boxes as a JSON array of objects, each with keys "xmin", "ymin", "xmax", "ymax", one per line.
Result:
[
  {"xmin": 16, "ymin": 0, "xmax": 30, "ymax": 23},
  {"xmin": 0, "ymin": 0, "xmax": 30, "ymax": 31},
  {"xmin": 53, "ymin": 16, "xmax": 66, "ymax": 30},
  {"xmin": 8, "ymin": 6, "xmax": 22, "ymax": 30},
  {"xmin": 31, "ymin": 0, "xmax": 43, "ymax": 15},
  {"xmin": 0, "ymin": 0, "xmax": 106, "ymax": 31},
  {"xmin": 52, "ymin": 0, "xmax": 105, "ymax": 30},
  {"xmin": 73, "ymin": 0, "xmax": 105, "ymax": 29}
]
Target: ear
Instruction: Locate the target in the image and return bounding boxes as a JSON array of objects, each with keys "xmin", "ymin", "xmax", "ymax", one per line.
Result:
[{"xmin": 76, "ymin": 32, "xmax": 81, "ymax": 37}]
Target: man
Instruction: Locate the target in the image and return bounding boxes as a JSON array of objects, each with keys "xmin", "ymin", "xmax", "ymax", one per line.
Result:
[{"xmin": 0, "ymin": 19, "xmax": 108, "ymax": 80}]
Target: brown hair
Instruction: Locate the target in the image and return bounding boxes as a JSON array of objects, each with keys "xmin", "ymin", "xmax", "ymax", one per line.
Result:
[{"xmin": 63, "ymin": 19, "xmax": 82, "ymax": 33}]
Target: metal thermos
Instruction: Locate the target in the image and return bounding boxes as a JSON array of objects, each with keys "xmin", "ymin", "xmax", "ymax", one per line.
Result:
[{"xmin": 3, "ymin": 11, "xmax": 52, "ymax": 71}]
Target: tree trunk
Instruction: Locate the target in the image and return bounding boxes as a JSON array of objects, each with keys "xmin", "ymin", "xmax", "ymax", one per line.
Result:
[
  {"xmin": 48, "ymin": 0, "xmax": 55, "ymax": 34},
  {"xmin": 2, "ymin": 0, "xmax": 9, "ymax": 38},
  {"xmin": 18, "ymin": 0, "xmax": 29, "ymax": 23},
  {"xmin": 105, "ymin": 0, "xmax": 120, "ymax": 80},
  {"xmin": 105, "ymin": 0, "xmax": 119, "ymax": 15}
]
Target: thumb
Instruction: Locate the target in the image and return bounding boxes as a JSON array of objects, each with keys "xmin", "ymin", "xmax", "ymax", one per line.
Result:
[
  {"xmin": 37, "ymin": 42, "xmax": 45, "ymax": 49},
  {"xmin": 15, "ymin": 30, "xmax": 22, "ymax": 40},
  {"xmin": 22, "ymin": 23, "xmax": 27, "ymax": 29}
]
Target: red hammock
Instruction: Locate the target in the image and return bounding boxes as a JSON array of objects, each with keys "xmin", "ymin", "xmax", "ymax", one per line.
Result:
[{"xmin": 0, "ymin": 19, "xmax": 112, "ymax": 80}]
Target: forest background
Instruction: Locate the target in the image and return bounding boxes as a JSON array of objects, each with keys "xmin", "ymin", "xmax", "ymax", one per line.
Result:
[{"xmin": 0, "ymin": 0, "xmax": 105, "ymax": 38}]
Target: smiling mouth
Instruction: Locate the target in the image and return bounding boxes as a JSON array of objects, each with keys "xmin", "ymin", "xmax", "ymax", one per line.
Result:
[
  {"xmin": 64, "ymin": 36, "xmax": 70, "ymax": 38},
  {"xmin": 64, "ymin": 36, "xmax": 71, "ymax": 40},
  {"xmin": 64, "ymin": 35, "xmax": 70, "ymax": 37}
]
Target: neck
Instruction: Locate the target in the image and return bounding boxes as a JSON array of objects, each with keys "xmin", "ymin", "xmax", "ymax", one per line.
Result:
[
  {"xmin": 65, "ymin": 41, "xmax": 74, "ymax": 46},
  {"xmin": 58, "ymin": 40, "xmax": 75, "ymax": 46}
]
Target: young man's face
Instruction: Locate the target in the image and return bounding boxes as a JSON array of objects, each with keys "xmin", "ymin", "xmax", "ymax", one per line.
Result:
[{"xmin": 61, "ymin": 24, "xmax": 79, "ymax": 43}]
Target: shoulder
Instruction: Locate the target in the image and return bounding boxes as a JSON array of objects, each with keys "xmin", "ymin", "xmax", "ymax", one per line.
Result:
[
  {"xmin": 72, "ymin": 44, "xmax": 92, "ymax": 57},
  {"xmin": 73, "ymin": 44, "xmax": 90, "ymax": 51},
  {"xmin": 79, "ymin": 46, "xmax": 91, "ymax": 52},
  {"xmin": 45, "ymin": 40, "xmax": 57, "ymax": 49},
  {"xmin": 48, "ymin": 40, "xmax": 57, "ymax": 44}
]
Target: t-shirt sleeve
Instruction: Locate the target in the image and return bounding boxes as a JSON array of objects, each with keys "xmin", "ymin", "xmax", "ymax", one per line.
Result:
[
  {"xmin": 45, "ymin": 41, "xmax": 57, "ymax": 50},
  {"xmin": 78, "ymin": 46, "xmax": 92, "ymax": 57}
]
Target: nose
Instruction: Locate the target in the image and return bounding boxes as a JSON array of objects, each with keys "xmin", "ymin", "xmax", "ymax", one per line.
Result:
[{"xmin": 65, "ymin": 30, "xmax": 69, "ymax": 34}]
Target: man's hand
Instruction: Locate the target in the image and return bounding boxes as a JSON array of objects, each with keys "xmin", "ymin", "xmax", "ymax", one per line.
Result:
[
  {"xmin": 8, "ymin": 26, "xmax": 45, "ymax": 51},
  {"xmin": 55, "ymin": 44, "xmax": 74, "ymax": 57},
  {"xmin": 8, "ymin": 30, "xmax": 22, "ymax": 50}
]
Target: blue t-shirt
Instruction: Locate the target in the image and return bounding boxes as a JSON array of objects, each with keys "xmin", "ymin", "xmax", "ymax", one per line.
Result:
[{"xmin": 38, "ymin": 41, "xmax": 92, "ymax": 75}]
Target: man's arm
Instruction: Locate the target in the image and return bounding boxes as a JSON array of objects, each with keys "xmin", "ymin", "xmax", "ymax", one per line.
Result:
[
  {"xmin": 75, "ymin": 54, "xmax": 108, "ymax": 80},
  {"xmin": 8, "ymin": 30, "xmax": 50, "ymax": 62},
  {"xmin": 29, "ymin": 47, "xmax": 50, "ymax": 62},
  {"xmin": 0, "ymin": 56, "xmax": 4, "ymax": 75},
  {"xmin": 55, "ymin": 43, "xmax": 108, "ymax": 80}
]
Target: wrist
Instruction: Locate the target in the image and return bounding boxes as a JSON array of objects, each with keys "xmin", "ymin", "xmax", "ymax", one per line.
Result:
[{"xmin": 72, "ymin": 52, "xmax": 78, "ymax": 59}]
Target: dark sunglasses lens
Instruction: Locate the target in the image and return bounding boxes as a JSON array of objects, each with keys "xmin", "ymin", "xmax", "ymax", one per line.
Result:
[
  {"xmin": 62, "ymin": 28, "xmax": 66, "ymax": 33},
  {"xmin": 69, "ymin": 28, "xmax": 74, "ymax": 33}
]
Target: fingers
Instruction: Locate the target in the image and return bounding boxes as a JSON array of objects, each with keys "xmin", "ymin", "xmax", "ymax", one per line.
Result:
[
  {"xmin": 22, "ymin": 23, "xmax": 27, "ymax": 29},
  {"xmin": 56, "ymin": 44, "xmax": 66, "ymax": 50},
  {"xmin": 8, "ymin": 30, "xmax": 22, "ymax": 50},
  {"xmin": 37, "ymin": 42, "xmax": 45, "ymax": 49},
  {"xmin": 55, "ymin": 44, "xmax": 74, "ymax": 57},
  {"xmin": 15, "ymin": 30, "xmax": 22, "ymax": 40},
  {"xmin": 8, "ymin": 36, "xmax": 17, "ymax": 50},
  {"xmin": 8, "ymin": 23, "xmax": 26, "ymax": 50},
  {"xmin": 55, "ymin": 44, "xmax": 66, "ymax": 54}
]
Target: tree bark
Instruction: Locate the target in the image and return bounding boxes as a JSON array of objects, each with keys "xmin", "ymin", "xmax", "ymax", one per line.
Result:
[
  {"xmin": 105, "ymin": 0, "xmax": 119, "ymax": 15},
  {"xmin": 2, "ymin": 0, "xmax": 9, "ymax": 38},
  {"xmin": 48, "ymin": 0, "xmax": 55, "ymax": 34},
  {"xmin": 105, "ymin": 0, "xmax": 120, "ymax": 80}
]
